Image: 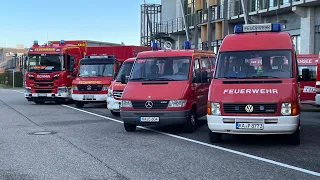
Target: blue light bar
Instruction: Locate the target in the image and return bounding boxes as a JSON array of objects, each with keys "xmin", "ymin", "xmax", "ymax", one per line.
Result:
[
  {"xmin": 184, "ymin": 41, "xmax": 191, "ymax": 49},
  {"xmin": 33, "ymin": 40, "xmax": 38, "ymax": 45},
  {"xmin": 234, "ymin": 23, "xmax": 281, "ymax": 33},
  {"xmin": 152, "ymin": 42, "xmax": 158, "ymax": 51},
  {"xmin": 60, "ymin": 40, "xmax": 65, "ymax": 44}
]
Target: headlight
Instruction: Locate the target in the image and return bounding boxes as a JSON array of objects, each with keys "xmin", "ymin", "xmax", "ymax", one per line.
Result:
[
  {"xmin": 25, "ymin": 87, "xmax": 31, "ymax": 93},
  {"xmin": 208, "ymin": 102, "xmax": 221, "ymax": 115},
  {"xmin": 72, "ymin": 86, "xmax": 78, "ymax": 91},
  {"xmin": 108, "ymin": 89, "xmax": 113, "ymax": 97},
  {"xmin": 53, "ymin": 74, "xmax": 59, "ymax": 78},
  {"xmin": 57, "ymin": 86, "xmax": 68, "ymax": 93},
  {"xmin": 122, "ymin": 100, "xmax": 132, "ymax": 108},
  {"xmin": 281, "ymin": 103, "xmax": 292, "ymax": 116},
  {"xmin": 102, "ymin": 85, "xmax": 108, "ymax": 91},
  {"xmin": 168, "ymin": 100, "xmax": 186, "ymax": 107}
]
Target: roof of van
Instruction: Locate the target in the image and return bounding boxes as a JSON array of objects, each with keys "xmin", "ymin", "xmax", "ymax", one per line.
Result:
[
  {"xmin": 136, "ymin": 49, "xmax": 215, "ymax": 58},
  {"xmin": 124, "ymin": 57, "xmax": 136, "ymax": 62},
  {"xmin": 219, "ymin": 32, "xmax": 293, "ymax": 52}
]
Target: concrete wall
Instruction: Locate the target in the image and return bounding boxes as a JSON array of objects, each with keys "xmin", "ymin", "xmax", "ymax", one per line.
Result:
[{"xmin": 161, "ymin": 0, "xmax": 177, "ymax": 22}]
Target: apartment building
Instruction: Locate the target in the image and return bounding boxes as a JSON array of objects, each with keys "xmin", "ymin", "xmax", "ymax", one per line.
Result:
[{"xmin": 156, "ymin": 0, "xmax": 320, "ymax": 54}]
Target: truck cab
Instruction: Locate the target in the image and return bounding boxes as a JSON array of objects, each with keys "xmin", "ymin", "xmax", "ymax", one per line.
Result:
[
  {"xmin": 207, "ymin": 23, "xmax": 302, "ymax": 145},
  {"xmin": 24, "ymin": 40, "xmax": 81, "ymax": 104},
  {"xmin": 107, "ymin": 58, "xmax": 136, "ymax": 116},
  {"xmin": 120, "ymin": 41, "xmax": 216, "ymax": 133},
  {"xmin": 71, "ymin": 55, "xmax": 118, "ymax": 108}
]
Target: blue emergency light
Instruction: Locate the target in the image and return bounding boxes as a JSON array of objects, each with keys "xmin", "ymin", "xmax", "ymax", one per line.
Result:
[
  {"xmin": 152, "ymin": 42, "xmax": 158, "ymax": 51},
  {"xmin": 234, "ymin": 23, "xmax": 281, "ymax": 33},
  {"xmin": 184, "ymin": 41, "xmax": 191, "ymax": 49},
  {"xmin": 60, "ymin": 40, "xmax": 65, "ymax": 44},
  {"xmin": 33, "ymin": 40, "xmax": 38, "ymax": 45}
]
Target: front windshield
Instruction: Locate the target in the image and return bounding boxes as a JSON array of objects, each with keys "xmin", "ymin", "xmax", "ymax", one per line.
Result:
[
  {"xmin": 27, "ymin": 54, "xmax": 63, "ymax": 72},
  {"xmin": 79, "ymin": 64, "xmax": 114, "ymax": 77},
  {"xmin": 129, "ymin": 56, "xmax": 191, "ymax": 81},
  {"xmin": 115, "ymin": 62, "xmax": 134, "ymax": 81},
  {"xmin": 215, "ymin": 50, "xmax": 292, "ymax": 79}
]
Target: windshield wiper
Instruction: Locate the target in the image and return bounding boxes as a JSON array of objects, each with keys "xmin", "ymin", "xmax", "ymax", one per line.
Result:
[
  {"xmin": 130, "ymin": 78, "xmax": 151, "ymax": 81},
  {"xmin": 248, "ymin": 75, "xmax": 279, "ymax": 79}
]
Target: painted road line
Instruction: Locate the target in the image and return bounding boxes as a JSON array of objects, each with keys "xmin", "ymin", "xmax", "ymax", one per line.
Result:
[{"xmin": 62, "ymin": 104, "xmax": 320, "ymax": 177}]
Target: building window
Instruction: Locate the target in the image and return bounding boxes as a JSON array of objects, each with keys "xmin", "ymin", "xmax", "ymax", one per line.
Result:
[
  {"xmin": 269, "ymin": 0, "xmax": 278, "ymax": 8},
  {"xmin": 250, "ymin": 0, "xmax": 258, "ymax": 12},
  {"xmin": 292, "ymin": 35, "xmax": 301, "ymax": 54}
]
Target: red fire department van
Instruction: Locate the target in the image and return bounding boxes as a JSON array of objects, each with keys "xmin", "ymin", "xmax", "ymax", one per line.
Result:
[
  {"xmin": 207, "ymin": 23, "xmax": 302, "ymax": 145},
  {"xmin": 315, "ymin": 62, "xmax": 320, "ymax": 106},
  {"xmin": 24, "ymin": 40, "xmax": 86, "ymax": 104},
  {"xmin": 71, "ymin": 46, "xmax": 150, "ymax": 108},
  {"xmin": 120, "ymin": 41, "xmax": 216, "ymax": 133},
  {"xmin": 107, "ymin": 58, "xmax": 136, "ymax": 116}
]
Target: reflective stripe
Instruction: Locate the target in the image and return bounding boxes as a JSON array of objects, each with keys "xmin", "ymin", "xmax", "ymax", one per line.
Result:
[{"xmin": 316, "ymin": 81, "xmax": 320, "ymax": 85}]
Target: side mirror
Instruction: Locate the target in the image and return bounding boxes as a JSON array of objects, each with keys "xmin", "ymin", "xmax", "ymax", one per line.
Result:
[
  {"xmin": 194, "ymin": 71, "xmax": 201, "ymax": 83},
  {"xmin": 201, "ymin": 70, "xmax": 208, "ymax": 83},
  {"xmin": 301, "ymin": 68, "xmax": 310, "ymax": 81},
  {"xmin": 121, "ymin": 74, "xmax": 127, "ymax": 84},
  {"xmin": 113, "ymin": 72, "xmax": 118, "ymax": 79}
]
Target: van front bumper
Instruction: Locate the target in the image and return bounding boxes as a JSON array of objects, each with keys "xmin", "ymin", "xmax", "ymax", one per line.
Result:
[
  {"xmin": 207, "ymin": 115, "xmax": 299, "ymax": 134},
  {"xmin": 315, "ymin": 94, "xmax": 320, "ymax": 106},
  {"xmin": 25, "ymin": 92, "xmax": 69, "ymax": 101},
  {"xmin": 72, "ymin": 94, "xmax": 108, "ymax": 102},
  {"xmin": 120, "ymin": 110, "xmax": 190, "ymax": 126},
  {"xmin": 107, "ymin": 97, "xmax": 121, "ymax": 111}
]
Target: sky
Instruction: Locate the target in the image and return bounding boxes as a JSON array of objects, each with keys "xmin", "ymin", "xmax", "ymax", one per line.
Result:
[{"xmin": 0, "ymin": 0, "xmax": 160, "ymax": 48}]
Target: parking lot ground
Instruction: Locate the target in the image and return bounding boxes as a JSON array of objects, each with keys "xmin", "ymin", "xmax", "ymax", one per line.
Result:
[{"xmin": 0, "ymin": 89, "xmax": 319, "ymax": 180}]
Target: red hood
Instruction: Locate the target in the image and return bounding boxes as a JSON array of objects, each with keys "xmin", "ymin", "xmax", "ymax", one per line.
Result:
[
  {"xmin": 110, "ymin": 81, "xmax": 126, "ymax": 91},
  {"xmin": 73, "ymin": 77, "xmax": 113, "ymax": 85},
  {"xmin": 122, "ymin": 81, "xmax": 188, "ymax": 100},
  {"xmin": 209, "ymin": 80, "xmax": 296, "ymax": 103}
]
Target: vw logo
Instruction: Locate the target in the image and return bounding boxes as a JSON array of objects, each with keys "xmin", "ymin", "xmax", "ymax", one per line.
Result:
[
  {"xmin": 245, "ymin": 104, "xmax": 254, "ymax": 113},
  {"xmin": 87, "ymin": 85, "xmax": 92, "ymax": 90},
  {"xmin": 145, "ymin": 101, "xmax": 153, "ymax": 109}
]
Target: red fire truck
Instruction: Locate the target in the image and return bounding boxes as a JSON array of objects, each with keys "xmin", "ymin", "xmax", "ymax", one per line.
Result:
[
  {"xmin": 71, "ymin": 46, "xmax": 151, "ymax": 108},
  {"xmin": 24, "ymin": 40, "xmax": 86, "ymax": 104}
]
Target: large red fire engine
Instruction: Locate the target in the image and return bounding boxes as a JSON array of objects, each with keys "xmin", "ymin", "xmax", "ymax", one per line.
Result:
[{"xmin": 24, "ymin": 40, "xmax": 86, "ymax": 104}]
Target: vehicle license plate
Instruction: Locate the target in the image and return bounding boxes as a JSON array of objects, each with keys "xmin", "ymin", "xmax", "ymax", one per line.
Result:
[
  {"xmin": 139, "ymin": 117, "xmax": 160, "ymax": 122},
  {"xmin": 84, "ymin": 95, "xmax": 94, "ymax": 99},
  {"xmin": 38, "ymin": 94, "xmax": 47, "ymax": 97},
  {"xmin": 236, "ymin": 122, "xmax": 264, "ymax": 130}
]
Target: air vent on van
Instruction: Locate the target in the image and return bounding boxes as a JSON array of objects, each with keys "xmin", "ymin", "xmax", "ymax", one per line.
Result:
[
  {"xmin": 222, "ymin": 80, "xmax": 282, "ymax": 84},
  {"xmin": 142, "ymin": 81, "xmax": 169, "ymax": 85}
]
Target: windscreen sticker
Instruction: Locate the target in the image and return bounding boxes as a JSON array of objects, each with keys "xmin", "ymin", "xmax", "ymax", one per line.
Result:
[{"xmin": 223, "ymin": 89, "xmax": 279, "ymax": 94}]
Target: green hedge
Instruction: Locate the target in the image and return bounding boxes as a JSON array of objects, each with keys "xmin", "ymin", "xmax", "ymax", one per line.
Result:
[{"xmin": 0, "ymin": 71, "xmax": 23, "ymax": 87}]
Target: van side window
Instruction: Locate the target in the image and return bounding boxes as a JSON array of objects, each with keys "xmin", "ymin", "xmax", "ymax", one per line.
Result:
[
  {"xmin": 193, "ymin": 59, "xmax": 200, "ymax": 80},
  {"xmin": 200, "ymin": 56, "xmax": 212, "ymax": 79}
]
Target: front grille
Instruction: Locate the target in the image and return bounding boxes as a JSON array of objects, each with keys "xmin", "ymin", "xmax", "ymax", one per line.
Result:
[
  {"xmin": 223, "ymin": 103, "xmax": 277, "ymax": 114},
  {"xmin": 34, "ymin": 79, "xmax": 53, "ymax": 83},
  {"xmin": 131, "ymin": 100, "xmax": 169, "ymax": 109},
  {"xmin": 35, "ymin": 89, "xmax": 52, "ymax": 93},
  {"xmin": 113, "ymin": 90, "xmax": 123, "ymax": 99},
  {"xmin": 77, "ymin": 84, "xmax": 103, "ymax": 91}
]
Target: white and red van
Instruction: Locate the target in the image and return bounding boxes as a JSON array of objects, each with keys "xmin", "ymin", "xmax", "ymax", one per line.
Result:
[
  {"xmin": 107, "ymin": 58, "xmax": 135, "ymax": 116},
  {"xmin": 207, "ymin": 23, "xmax": 302, "ymax": 145}
]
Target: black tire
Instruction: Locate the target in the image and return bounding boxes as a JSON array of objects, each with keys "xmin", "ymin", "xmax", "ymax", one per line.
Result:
[
  {"xmin": 110, "ymin": 110, "xmax": 120, "ymax": 116},
  {"xmin": 183, "ymin": 107, "xmax": 197, "ymax": 133},
  {"xmin": 75, "ymin": 101, "xmax": 84, "ymax": 108},
  {"xmin": 124, "ymin": 123, "xmax": 136, "ymax": 132},
  {"xmin": 289, "ymin": 125, "xmax": 300, "ymax": 145},
  {"xmin": 208, "ymin": 130, "xmax": 222, "ymax": 143},
  {"xmin": 34, "ymin": 101, "xmax": 45, "ymax": 104}
]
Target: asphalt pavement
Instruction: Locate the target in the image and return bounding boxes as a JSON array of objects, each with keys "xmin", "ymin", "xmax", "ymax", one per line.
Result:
[{"xmin": 0, "ymin": 88, "xmax": 319, "ymax": 180}]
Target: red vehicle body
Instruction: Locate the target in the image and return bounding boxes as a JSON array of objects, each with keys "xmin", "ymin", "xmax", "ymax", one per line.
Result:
[
  {"xmin": 315, "ymin": 62, "xmax": 320, "ymax": 106},
  {"xmin": 24, "ymin": 40, "xmax": 86, "ymax": 104},
  {"xmin": 71, "ymin": 46, "xmax": 151, "ymax": 108},
  {"xmin": 107, "ymin": 58, "xmax": 136, "ymax": 116},
  {"xmin": 207, "ymin": 23, "xmax": 301, "ymax": 145},
  {"xmin": 120, "ymin": 42, "xmax": 216, "ymax": 133}
]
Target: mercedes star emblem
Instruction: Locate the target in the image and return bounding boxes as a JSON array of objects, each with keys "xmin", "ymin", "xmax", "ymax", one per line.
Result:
[
  {"xmin": 145, "ymin": 101, "xmax": 153, "ymax": 109},
  {"xmin": 87, "ymin": 85, "xmax": 92, "ymax": 91},
  {"xmin": 245, "ymin": 104, "xmax": 254, "ymax": 113}
]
